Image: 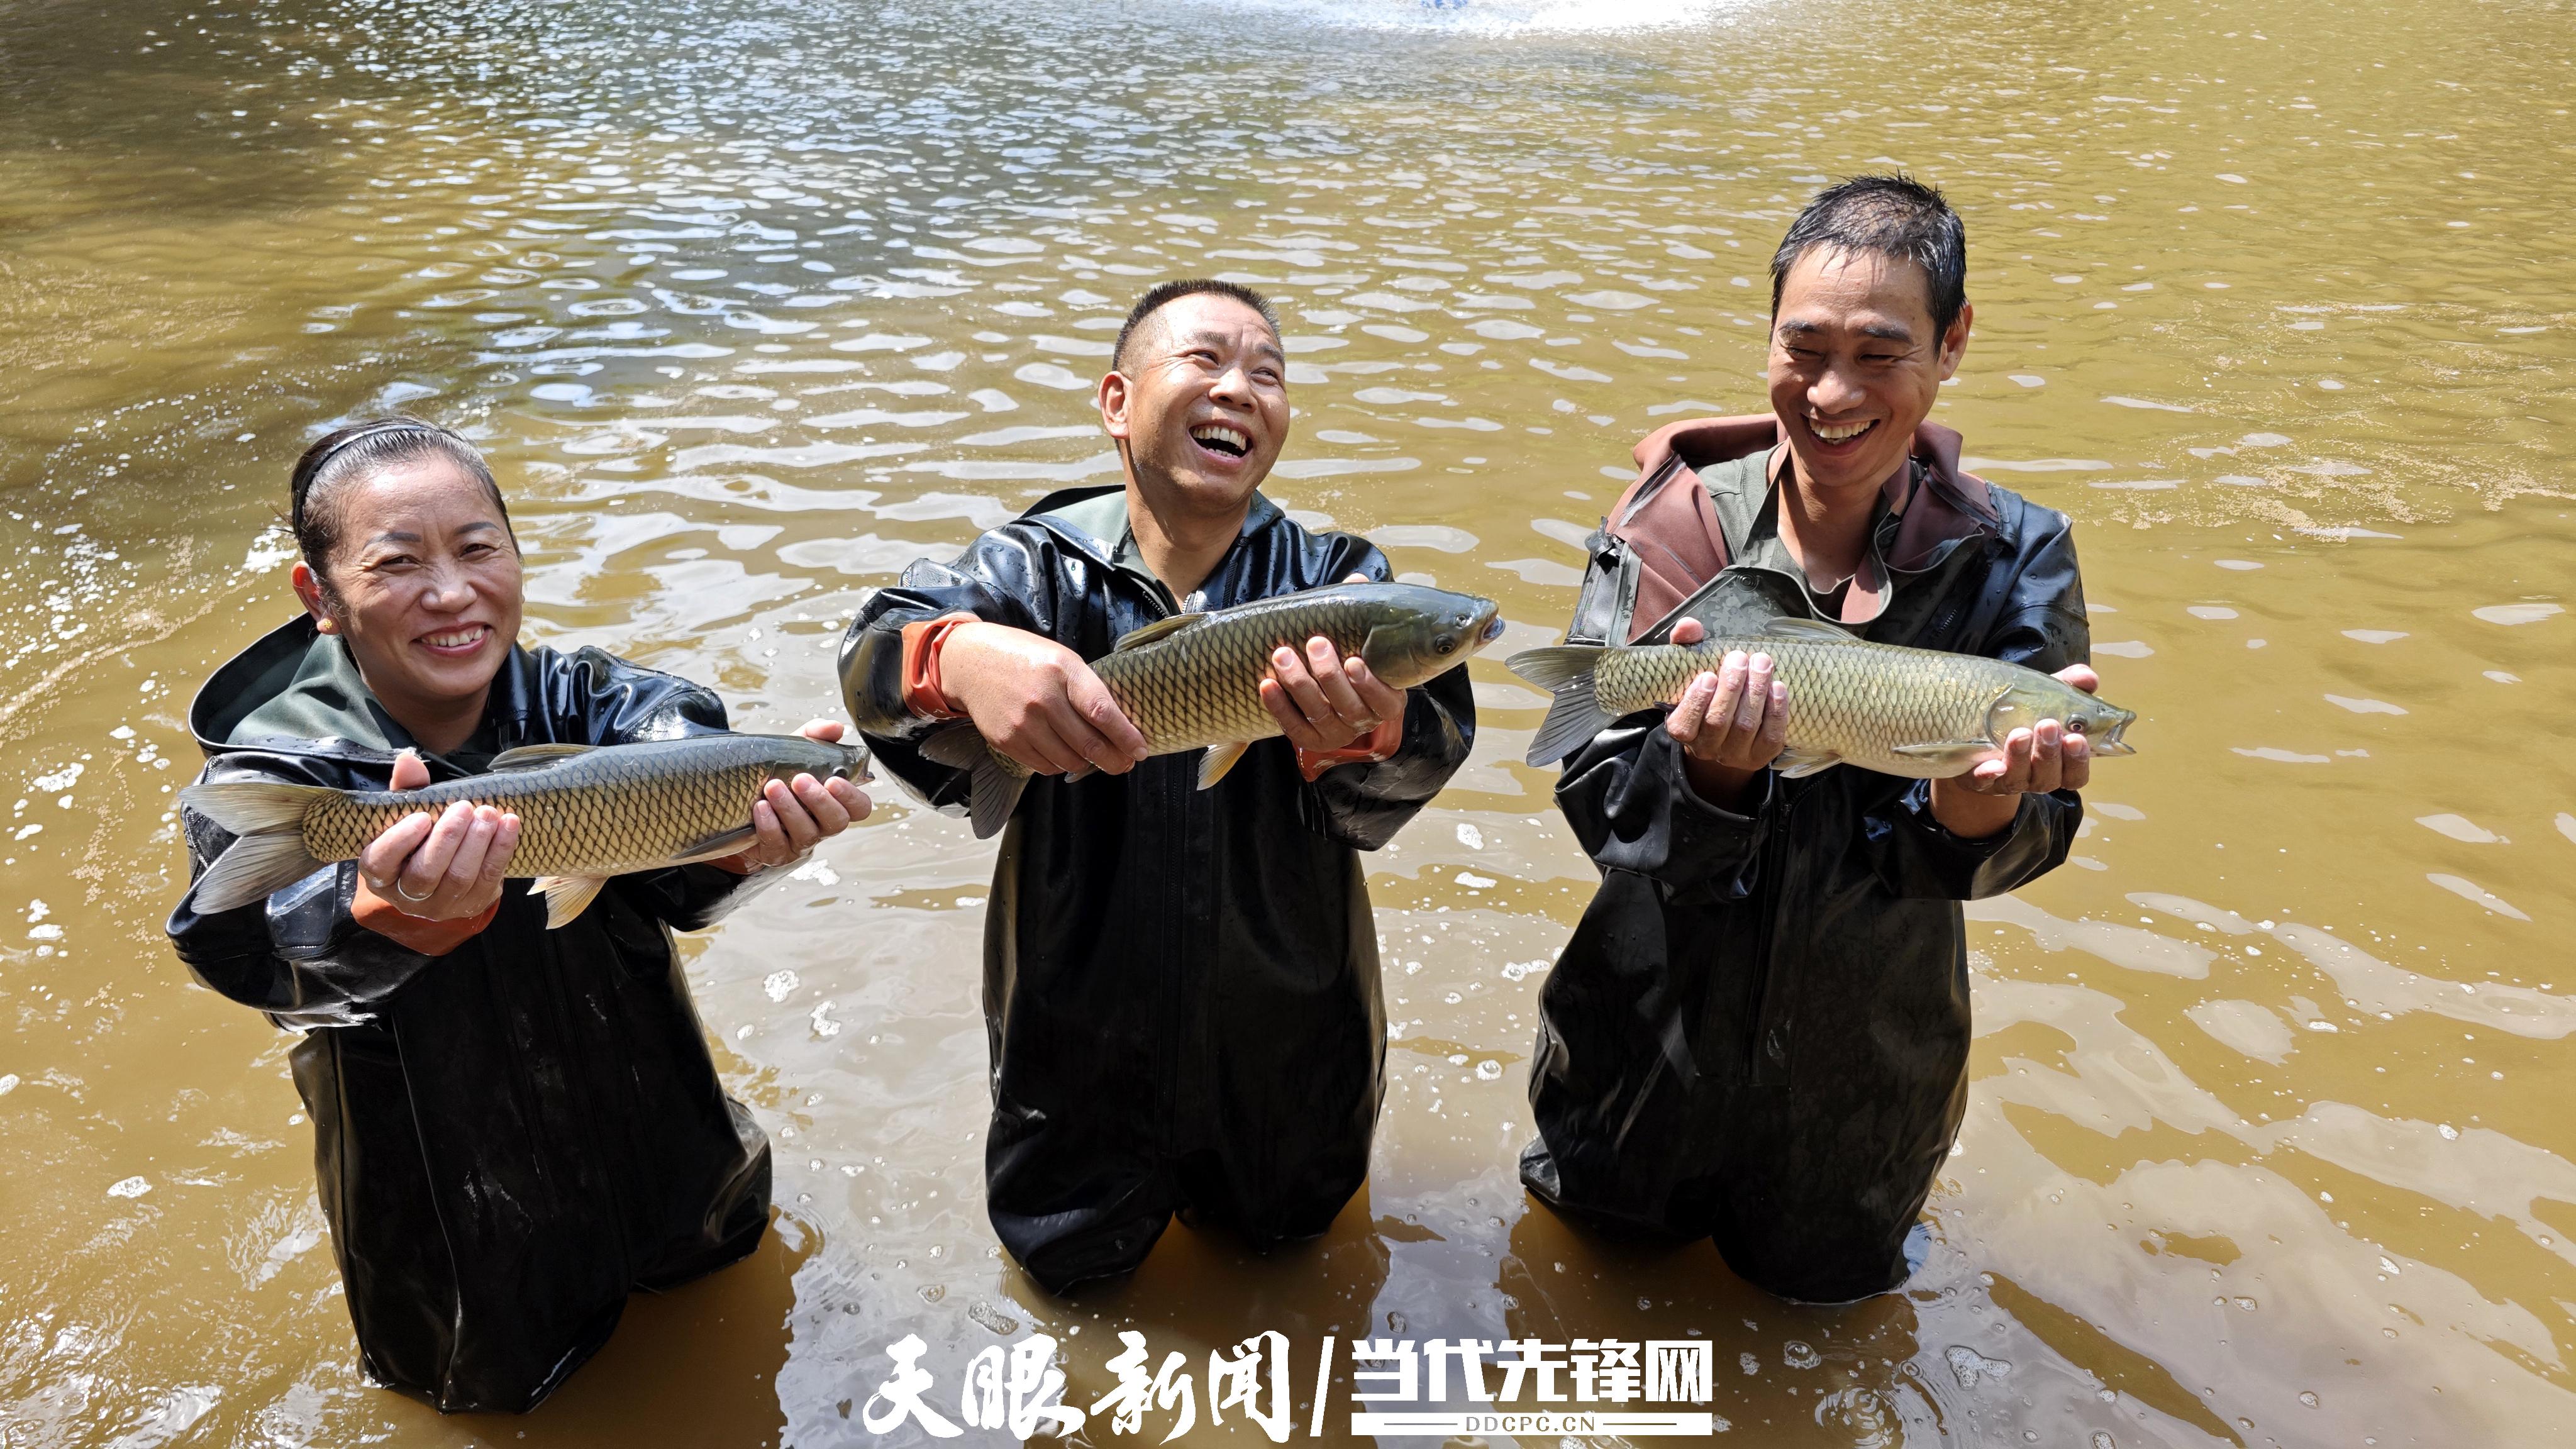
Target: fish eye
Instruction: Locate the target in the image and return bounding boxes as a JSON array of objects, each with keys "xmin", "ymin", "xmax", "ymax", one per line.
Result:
[{"xmin": 1435, "ymin": 635, "xmax": 1457, "ymax": 654}]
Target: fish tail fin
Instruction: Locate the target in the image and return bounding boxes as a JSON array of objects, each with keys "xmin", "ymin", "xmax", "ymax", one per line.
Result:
[
  {"xmin": 920, "ymin": 722, "xmax": 1031, "ymax": 840},
  {"xmin": 179, "ymin": 778, "xmax": 331, "ymax": 836},
  {"xmin": 1509, "ymin": 645, "xmax": 1616, "ymax": 766},
  {"xmin": 179, "ymin": 780, "xmax": 333, "ymax": 914}
]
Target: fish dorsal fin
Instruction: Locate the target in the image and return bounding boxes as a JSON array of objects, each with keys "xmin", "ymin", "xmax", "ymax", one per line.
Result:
[
  {"xmin": 1761, "ymin": 616, "xmax": 1863, "ymax": 644},
  {"xmin": 487, "ymin": 742, "xmax": 599, "ymax": 772},
  {"xmin": 1113, "ymin": 613, "xmax": 1209, "ymax": 652}
]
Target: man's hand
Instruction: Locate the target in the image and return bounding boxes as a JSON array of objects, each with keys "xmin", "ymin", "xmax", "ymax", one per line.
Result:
[
  {"xmin": 360, "ymin": 749, "xmax": 518, "ymax": 921},
  {"xmin": 937, "ymin": 622, "xmax": 1150, "ymax": 777},
  {"xmin": 729, "ymin": 720, "xmax": 874, "ymax": 870},
  {"xmin": 1665, "ymin": 616, "xmax": 1788, "ymax": 811},
  {"xmin": 1259, "ymin": 635, "xmax": 1408, "ymax": 752},
  {"xmin": 1928, "ymin": 663, "xmax": 2098, "ymax": 838}
]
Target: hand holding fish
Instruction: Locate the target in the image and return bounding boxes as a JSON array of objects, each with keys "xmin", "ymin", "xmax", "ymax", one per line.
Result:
[
  {"xmin": 359, "ymin": 750, "xmax": 521, "ymax": 921},
  {"xmin": 725, "ymin": 720, "xmax": 874, "ymax": 870},
  {"xmin": 938, "ymin": 623, "xmax": 1151, "ymax": 778},
  {"xmin": 1664, "ymin": 618, "xmax": 1790, "ymax": 809},
  {"xmin": 1258, "ymin": 635, "xmax": 1408, "ymax": 752},
  {"xmin": 1928, "ymin": 663, "xmax": 2099, "ymax": 838}
]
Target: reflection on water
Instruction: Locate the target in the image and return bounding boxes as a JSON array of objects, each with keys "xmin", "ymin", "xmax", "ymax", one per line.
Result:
[{"xmin": 2, "ymin": 0, "xmax": 2572, "ymax": 1443}]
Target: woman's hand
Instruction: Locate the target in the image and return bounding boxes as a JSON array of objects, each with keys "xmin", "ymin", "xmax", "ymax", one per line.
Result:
[
  {"xmin": 359, "ymin": 749, "xmax": 518, "ymax": 921},
  {"xmin": 1665, "ymin": 616, "xmax": 1789, "ymax": 810},
  {"xmin": 727, "ymin": 720, "xmax": 874, "ymax": 870}
]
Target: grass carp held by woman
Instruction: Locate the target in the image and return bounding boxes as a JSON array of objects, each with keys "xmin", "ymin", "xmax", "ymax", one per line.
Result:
[
  {"xmin": 911, "ymin": 581, "xmax": 1504, "ymax": 838},
  {"xmin": 180, "ymin": 733, "xmax": 871, "ymax": 926},
  {"xmin": 1509, "ymin": 617, "xmax": 2137, "ymax": 775}
]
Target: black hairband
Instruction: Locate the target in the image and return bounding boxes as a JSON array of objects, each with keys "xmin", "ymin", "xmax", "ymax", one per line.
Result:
[{"xmin": 292, "ymin": 419, "xmax": 452, "ymax": 524}]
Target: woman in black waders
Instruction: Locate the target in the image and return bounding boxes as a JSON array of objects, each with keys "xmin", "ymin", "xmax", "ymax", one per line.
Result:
[{"xmin": 165, "ymin": 418, "xmax": 870, "ymax": 1412}]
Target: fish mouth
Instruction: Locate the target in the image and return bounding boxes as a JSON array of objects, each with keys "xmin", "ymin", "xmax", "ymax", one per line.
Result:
[
  {"xmin": 1477, "ymin": 610, "xmax": 1506, "ymax": 646},
  {"xmin": 2082, "ymin": 714, "xmax": 2138, "ymax": 757},
  {"xmin": 1188, "ymin": 419, "xmax": 1253, "ymax": 460}
]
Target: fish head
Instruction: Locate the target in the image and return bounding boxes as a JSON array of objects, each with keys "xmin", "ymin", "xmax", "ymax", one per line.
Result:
[
  {"xmin": 1988, "ymin": 678, "xmax": 2138, "ymax": 758},
  {"xmin": 1352, "ymin": 584, "xmax": 1506, "ymax": 687},
  {"xmin": 767, "ymin": 734, "xmax": 877, "ymax": 786}
]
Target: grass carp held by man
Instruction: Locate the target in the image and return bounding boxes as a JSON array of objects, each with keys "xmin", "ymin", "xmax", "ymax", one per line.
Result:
[
  {"xmin": 916, "ymin": 581, "xmax": 1504, "ymax": 838},
  {"xmin": 1509, "ymin": 616, "xmax": 2136, "ymax": 776},
  {"xmin": 180, "ymin": 733, "xmax": 871, "ymax": 926}
]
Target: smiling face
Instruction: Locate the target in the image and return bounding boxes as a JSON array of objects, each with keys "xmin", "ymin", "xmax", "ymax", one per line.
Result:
[
  {"xmin": 293, "ymin": 457, "xmax": 524, "ymax": 726},
  {"xmin": 1097, "ymin": 292, "xmax": 1290, "ymax": 523},
  {"xmin": 1767, "ymin": 245, "xmax": 1972, "ymax": 499}
]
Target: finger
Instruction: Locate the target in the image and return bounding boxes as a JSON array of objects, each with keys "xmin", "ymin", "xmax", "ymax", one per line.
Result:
[
  {"xmin": 1700, "ymin": 653, "xmax": 1749, "ymax": 754},
  {"xmin": 1259, "ymin": 677, "xmax": 1333, "ymax": 752},
  {"xmin": 437, "ymin": 809, "xmax": 502, "ymax": 905},
  {"xmin": 798, "ymin": 719, "xmax": 847, "ymax": 743},
  {"xmin": 748, "ymin": 797, "xmax": 791, "ymax": 864},
  {"xmin": 2060, "ymin": 730, "xmax": 2093, "ymax": 792},
  {"xmin": 1997, "ymin": 726, "xmax": 2036, "ymax": 792},
  {"xmin": 360, "ymin": 811, "xmax": 437, "ymax": 887},
  {"xmin": 1733, "ymin": 653, "xmax": 1773, "ymax": 735},
  {"xmin": 480, "ymin": 816, "xmax": 521, "ymax": 885},
  {"xmin": 1065, "ymin": 665, "xmax": 1148, "ymax": 763},
  {"xmin": 389, "ymin": 748, "xmax": 433, "ymax": 792},
  {"xmin": 2056, "ymin": 663, "xmax": 2101, "ymax": 695},
  {"xmin": 2027, "ymin": 720, "xmax": 2065, "ymax": 795},
  {"xmin": 402, "ymin": 802, "xmax": 476, "ymax": 894},
  {"xmin": 791, "ymin": 773, "xmax": 852, "ymax": 835},
  {"xmin": 1670, "ymin": 617, "xmax": 1706, "ymax": 646},
  {"xmin": 1345, "ymin": 658, "xmax": 1406, "ymax": 723},
  {"xmin": 1306, "ymin": 638, "xmax": 1372, "ymax": 724},
  {"xmin": 763, "ymin": 779, "xmax": 824, "ymax": 853},
  {"xmin": 1344, "ymin": 572, "xmax": 1372, "ymax": 584},
  {"xmin": 1040, "ymin": 692, "xmax": 1133, "ymax": 777},
  {"xmin": 1270, "ymin": 646, "xmax": 1337, "ymax": 725},
  {"xmin": 829, "ymin": 780, "xmax": 874, "ymax": 822},
  {"xmin": 1759, "ymin": 680, "xmax": 1789, "ymax": 756},
  {"xmin": 1667, "ymin": 672, "xmax": 1718, "ymax": 745}
]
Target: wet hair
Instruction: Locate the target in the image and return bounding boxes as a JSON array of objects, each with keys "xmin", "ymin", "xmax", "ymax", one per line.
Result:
[
  {"xmin": 1111, "ymin": 279, "xmax": 1282, "ymax": 372},
  {"xmin": 288, "ymin": 417, "xmax": 514, "ymax": 581},
  {"xmin": 1768, "ymin": 174, "xmax": 1969, "ymax": 340}
]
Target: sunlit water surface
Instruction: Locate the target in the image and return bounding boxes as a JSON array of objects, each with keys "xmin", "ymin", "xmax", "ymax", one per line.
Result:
[{"xmin": 2, "ymin": 0, "xmax": 2572, "ymax": 1444}]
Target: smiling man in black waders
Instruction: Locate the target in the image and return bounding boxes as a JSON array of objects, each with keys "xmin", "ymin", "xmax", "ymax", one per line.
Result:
[
  {"xmin": 839, "ymin": 280, "xmax": 1477, "ymax": 1293},
  {"xmin": 1519, "ymin": 176, "xmax": 2104, "ymax": 1302}
]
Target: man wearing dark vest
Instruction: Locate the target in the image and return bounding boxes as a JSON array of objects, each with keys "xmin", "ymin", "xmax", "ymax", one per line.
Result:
[{"xmin": 1519, "ymin": 175, "xmax": 2101, "ymax": 1302}]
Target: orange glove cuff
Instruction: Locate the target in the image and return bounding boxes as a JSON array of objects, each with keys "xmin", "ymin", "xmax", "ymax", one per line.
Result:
[
  {"xmin": 899, "ymin": 614, "xmax": 978, "ymax": 720},
  {"xmin": 1295, "ymin": 714, "xmax": 1404, "ymax": 782},
  {"xmin": 352, "ymin": 878, "xmax": 499, "ymax": 957}
]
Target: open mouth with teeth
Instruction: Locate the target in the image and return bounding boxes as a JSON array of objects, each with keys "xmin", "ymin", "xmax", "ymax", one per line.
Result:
[
  {"xmin": 1189, "ymin": 421, "xmax": 1252, "ymax": 460},
  {"xmin": 1806, "ymin": 416, "xmax": 1879, "ymax": 447},
  {"xmin": 419, "ymin": 625, "xmax": 493, "ymax": 656}
]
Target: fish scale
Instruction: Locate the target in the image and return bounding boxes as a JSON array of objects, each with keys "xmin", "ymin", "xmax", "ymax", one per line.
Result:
[
  {"xmin": 1509, "ymin": 617, "xmax": 2137, "ymax": 777},
  {"xmin": 180, "ymin": 732, "xmax": 872, "ymax": 926}
]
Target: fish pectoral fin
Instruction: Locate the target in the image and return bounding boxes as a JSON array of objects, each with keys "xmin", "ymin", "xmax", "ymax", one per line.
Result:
[
  {"xmin": 1112, "ymin": 613, "xmax": 1209, "ymax": 652},
  {"xmin": 672, "ymin": 823, "xmax": 762, "ymax": 863},
  {"xmin": 486, "ymin": 742, "xmax": 598, "ymax": 772},
  {"xmin": 1889, "ymin": 740, "xmax": 1998, "ymax": 774},
  {"xmin": 1196, "ymin": 740, "xmax": 1251, "ymax": 790},
  {"xmin": 533, "ymin": 875, "xmax": 609, "ymax": 929},
  {"xmin": 917, "ymin": 721, "xmax": 989, "ymax": 770},
  {"xmin": 1772, "ymin": 745, "xmax": 1844, "ymax": 779},
  {"xmin": 1759, "ymin": 616, "xmax": 1862, "ymax": 644}
]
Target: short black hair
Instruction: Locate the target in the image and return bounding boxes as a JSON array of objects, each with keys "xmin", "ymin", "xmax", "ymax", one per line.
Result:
[
  {"xmin": 289, "ymin": 416, "xmax": 515, "ymax": 580},
  {"xmin": 1768, "ymin": 174, "xmax": 1968, "ymax": 340},
  {"xmin": 1111, "ymin": 279, "xmax": 1282, "ymax": 372}
]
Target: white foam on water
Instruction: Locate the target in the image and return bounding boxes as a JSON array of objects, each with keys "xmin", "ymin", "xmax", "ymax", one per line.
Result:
[{"xmin": 1170, "ymin": 0, "xmax": 1747, "ymax": 35}]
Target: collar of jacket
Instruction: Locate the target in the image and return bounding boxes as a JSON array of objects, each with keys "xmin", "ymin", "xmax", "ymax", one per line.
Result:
[
  {"xmin": 1626, "ymin": 413, "xmax": 2000, "ymax": 628},
  {"xmin": 1014, "ymin": 482, "xmax": 1288, "ymax": 608},
  {"xmin": 187, "ymin": 614, "xmax": 543, "ymax": 773}
]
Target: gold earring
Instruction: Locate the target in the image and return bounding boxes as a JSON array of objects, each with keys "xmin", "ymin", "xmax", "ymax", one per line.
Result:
[{"xmin": 317, "ymin": 617, "xmax": 337, "ymax": 634}]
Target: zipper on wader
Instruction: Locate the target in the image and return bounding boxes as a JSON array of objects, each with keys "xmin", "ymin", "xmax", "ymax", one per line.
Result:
[{"xmin": 1742, "ymin": 784, "xmax": 1800, "ymax": 1087}]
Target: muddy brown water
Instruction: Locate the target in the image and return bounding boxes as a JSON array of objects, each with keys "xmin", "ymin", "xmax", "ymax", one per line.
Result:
[{"xmin": 2, "ymin": 0, "xmax": 2571, "ymax": 1443}]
